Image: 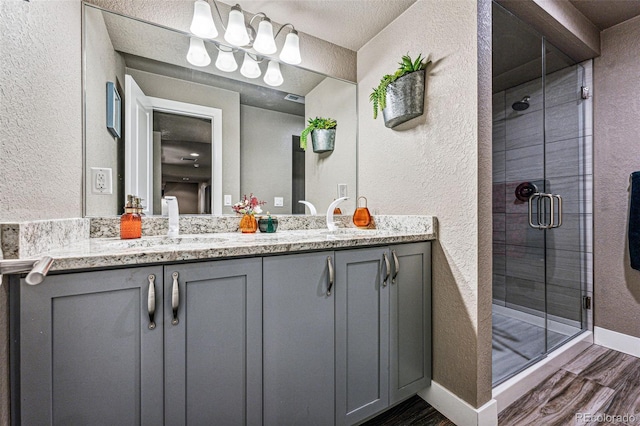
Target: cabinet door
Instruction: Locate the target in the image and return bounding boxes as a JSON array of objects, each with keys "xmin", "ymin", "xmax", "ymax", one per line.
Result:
[
  {"xmin": 17, "ymin": 266, "xmax": 164, "ymax": 425},
  {"xmin": 335, "ymin": 247, "xmax": 390, "ymax": 426},
  {"xmin": 263, "ymin": 251, "xmax": 335, "ymax": 426},
  {"xmin": 389, "ymin": 242, "xmax": 432, "ymax": 404},
  {"xmin": 164, "ymin": 258, "xmax": 262, "ymax": 425}
]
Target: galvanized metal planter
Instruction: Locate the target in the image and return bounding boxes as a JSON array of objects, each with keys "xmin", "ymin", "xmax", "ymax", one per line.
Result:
[
  {"xmin": 311, "ymin": 129, "xmax": 336, "ymax": 153},
  {"xmin": 382, "ymin": 70, "xmax": 425, "ymax": 129}
]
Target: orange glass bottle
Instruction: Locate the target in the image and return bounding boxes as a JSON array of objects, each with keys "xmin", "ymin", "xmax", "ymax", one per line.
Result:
[{"xmin": 120, "ymin": 195, "xmax": 140, "ymax": 239}]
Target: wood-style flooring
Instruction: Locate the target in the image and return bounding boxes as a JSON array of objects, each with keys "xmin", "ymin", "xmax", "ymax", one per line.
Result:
[
  {"xmin": 363, "ymin": 395, "xmax": 454, "ymax": 426},
  {"xmin": 363, "ymin": 345, "xmax": 639, "ymax": 426},
  {"xmin": 499, "ymin": 344, "xmax": 640, "ymax": 425}
]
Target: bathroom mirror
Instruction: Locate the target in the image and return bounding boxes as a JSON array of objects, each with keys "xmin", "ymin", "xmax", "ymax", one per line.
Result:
[{"xmin": 83, "ymin": 3, "xmax": 357, "ymax": 216}]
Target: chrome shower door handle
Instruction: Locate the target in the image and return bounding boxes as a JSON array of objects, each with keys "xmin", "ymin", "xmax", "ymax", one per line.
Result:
[
  {"xmin": 528, "ymin": 193, "xmax": 543, "ymax": 229},
  {"xmin": 543, "ymin": 193, "xmax": 555, "ymax": 229},
  {"xmin": 171, "ymin": 271, "xmax": 180, "ymax": 325},
  {"xmin": 147, "ymin": 274, "xmax": 156, "ymax": 330},
  {"xmin": 552, "ymin": 194, "xmax": 563, "ymax": 228}
]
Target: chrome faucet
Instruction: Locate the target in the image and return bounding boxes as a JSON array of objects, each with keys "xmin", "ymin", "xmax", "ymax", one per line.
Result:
[
  {"xmin": 326, "ymin": 197, "xmax": 349, "ymax": 231},
  {"xmin": 166, "ymin": 196, "xmax": 179, "ymax": 237}
]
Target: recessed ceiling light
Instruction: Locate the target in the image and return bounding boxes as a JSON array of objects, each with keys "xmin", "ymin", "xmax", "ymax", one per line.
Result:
[
  {"xmin": 194, "ymin": 164, "xmax": 200, "ymax": 168},
  {"xmin": 190, "ymin": 152, "xmax": 200, "ymax": 157},
  {"xmin": 183, "ymin": 177, "xmax": 190, "ymax": 181}
]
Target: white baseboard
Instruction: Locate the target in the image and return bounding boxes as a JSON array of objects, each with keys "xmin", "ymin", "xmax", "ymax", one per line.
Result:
[
  {"xmin": 418, "ymin": 381, "xmax": 498, "ymax": 426},
  {"xmin": 594, "ymin": 327, "xmax": 640, "ymax": 358}
]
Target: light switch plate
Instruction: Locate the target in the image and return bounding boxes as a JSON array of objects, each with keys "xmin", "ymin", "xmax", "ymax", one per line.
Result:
[
  {"xmin": 224, "ymin": 194, "xmax": 232, "ymax": 206},
  {"xmin": 338, "ymin": 183, "xmax": 348, "ymax": 199},
  {"xmin": 274, "ymin": 197, "xmax": 284, "ymax": 207},
  {"xmin": 91, "ymin": 167, "xmax": 112, "ymax": 195}
]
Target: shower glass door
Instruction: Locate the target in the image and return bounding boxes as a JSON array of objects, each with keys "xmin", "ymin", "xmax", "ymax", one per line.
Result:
[
  {"xmin": 543, "ymin": 40, "xmax": 588, "ymax": 352},
  {"xmin": 492, "ymin": 2, "xmax": 589, "ymax": 386}
]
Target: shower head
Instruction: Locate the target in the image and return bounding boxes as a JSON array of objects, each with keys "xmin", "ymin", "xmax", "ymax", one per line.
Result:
[{"xmin": 512, "ymin": 96, "xmax": 530, "ymax": 111}]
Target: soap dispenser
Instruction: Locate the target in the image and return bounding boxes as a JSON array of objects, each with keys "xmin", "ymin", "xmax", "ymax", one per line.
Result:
[
  {"xmin": 133, "ymin": 197, "xmax": 143, "ymax": 238},
  {"xmin": 120, "ymin": 195, "xmax": 141, "ymax": 239}
]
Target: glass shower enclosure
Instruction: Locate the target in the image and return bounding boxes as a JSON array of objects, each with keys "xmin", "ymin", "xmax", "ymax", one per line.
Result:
[{"xmin": 492, "ymin": 2, "xmax": 592, "ymax": 386}]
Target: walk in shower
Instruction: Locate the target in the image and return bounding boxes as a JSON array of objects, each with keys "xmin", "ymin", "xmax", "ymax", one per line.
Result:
[{"xmin": 492, "ymin": 2, "xmax": 592, "ymax": 386}]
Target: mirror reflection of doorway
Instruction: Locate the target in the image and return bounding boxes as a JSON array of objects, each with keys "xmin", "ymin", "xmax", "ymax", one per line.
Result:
[
  {"xmin": 292, "ymin": 135, "xmax": 305, "ymax": 215},
  {"xmin": 153, "ymin": 111, "xmax": 212, "ymax": 214}
]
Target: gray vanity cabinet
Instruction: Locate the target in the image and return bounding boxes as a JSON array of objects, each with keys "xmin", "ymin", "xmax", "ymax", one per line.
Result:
[
  {"xmin": 389, "ymin": 242, "xmax": 432, "ymax": 404},
  {"xmin": 334, "ymin": 247, "xmax": 390, "ymax": 426},
  {"xmin": 263, "ymin": 242, "xmax": 431, "ymax": 426},
  {"xmin": 17, "ymin": 266, "xmax": 164, "ymax": 426},
  {"xmin": 263, "ymin": 251, "xmax": 335, "ymax": 426},
  {"xmin": 164, "ymin": 258, "xmax": 263, "ymax": 425}
]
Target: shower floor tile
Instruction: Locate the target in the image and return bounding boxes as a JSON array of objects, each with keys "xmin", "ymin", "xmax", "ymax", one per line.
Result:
[{"xmin": 492, "ymin": 311, "xmax": 572, "ymax": 385}]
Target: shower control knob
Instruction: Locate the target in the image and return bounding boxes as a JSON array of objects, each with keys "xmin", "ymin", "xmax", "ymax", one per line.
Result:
[{"xmin": 515, "ymin": 182, "xmax": 538, "ymax": 202}]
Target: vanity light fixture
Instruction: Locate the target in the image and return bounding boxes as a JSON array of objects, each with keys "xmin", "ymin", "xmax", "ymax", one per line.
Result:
[
  {"xmin": 186, "ymin": 37, "xmax": 211, "ymax": 67},
  {"xmin": 190, "ymin": 152, "xmax": 200, "ymax": 157},
  {"xmin": 215, "ymin": 45, "xmax": 238, "ymax": 72},
  {"xmin": 279, "ymin": 28, "xmax": 301, "ymax": 65},
  {"xmin": 240, "ymin": 53, "xmax": 262, "ymax": 78},
  {"xmin": 264, "ymin": 60, "xmax": 284, "ymax": 87},
  {"xmin": 190, "ymin": 0, "xmax": 218, "ymax": 39},
  {"xmin": 225, "ymin": 4, "xmax": 251, "ymax": 46},
  {"xmin": 188, "ymin": 1, "xmax": 302, "ymax": 63}
]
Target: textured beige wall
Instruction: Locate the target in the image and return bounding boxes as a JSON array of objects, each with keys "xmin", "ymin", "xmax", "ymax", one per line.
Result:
[
  {"xmin": 126, "ymin": 68, "xmax": 241, "ymax": 215},
  {"xmin": 86, "ymin": 0, "xmax": 356, "ymax": 82},
  {"xmin": 357, "ymin": 0, "xmax": 492, "ymax": 407},
  {"xmin": 84, "ymin": 6, "xmax": 125, "ymax": 216},
  {"xmin": 593, "ymin": 16, "xmax": 640, "ymax": 339},
  {"xmin": 304, "ymin": 78, "xmax": 358, "ymax": 215},
  {"xmin": 240, "ymin": 105, "xmax": 304, "ymax": 214},
  {"xmin": 0, "ymin": 0, "xmax": 82, "ymax": 222}
]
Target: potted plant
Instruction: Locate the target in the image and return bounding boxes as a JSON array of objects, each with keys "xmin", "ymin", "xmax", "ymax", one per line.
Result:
[
  {"xmin": 300, "ymin": 117, "xmax": 338, "ymax": 153},
  {"xmin": 369, "ymin": 53, "xmax": 431, "ymax": 128}
]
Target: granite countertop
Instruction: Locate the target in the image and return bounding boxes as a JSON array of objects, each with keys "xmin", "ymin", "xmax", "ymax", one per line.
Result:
[
  {"xmin": 1, "ymin": 215, "xmax": 437, "ymax": 273},
  {"xmin": 43, "ymin": 228, "xmax": 436, "ymax": 271}
]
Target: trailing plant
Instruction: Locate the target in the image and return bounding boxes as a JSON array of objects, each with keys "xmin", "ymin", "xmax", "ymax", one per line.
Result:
[
  {"xmin": 300, "ymin": 117, "xmax": 337, "ymax": 150},
  {"xmin": 369, "ymin": 53, "xmax": 431, "ymax": 119}
]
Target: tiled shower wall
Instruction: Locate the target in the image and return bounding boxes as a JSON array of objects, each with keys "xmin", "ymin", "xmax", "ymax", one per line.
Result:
[{"xmin": 492, "ymin": 62, "xmax": 593, "ymax": 325}]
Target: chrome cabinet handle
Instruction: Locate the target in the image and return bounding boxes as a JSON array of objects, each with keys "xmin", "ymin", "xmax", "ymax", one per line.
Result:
[
  {"xmin": 383, "ymin": 252, "xmax": 391, "ymax": 287},
  {"xmin": 171, "ymin": 271, "xmax": 180, "ymax": 325},
  {"xmin": 147, "ymin": 274, "xmax": 156, "ymax": 330},
  {"xmin": 327, "ymin": 256, "xmax": 334, "ymax": 296},
  {"xmin": 392, "ymin": 250, "xmax": 400, "ymax": 284}
]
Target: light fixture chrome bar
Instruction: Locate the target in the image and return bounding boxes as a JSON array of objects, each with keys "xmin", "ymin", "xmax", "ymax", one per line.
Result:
[{"xmin": 0, "ymin": 256, "xmax": 54, "ymax": 285}]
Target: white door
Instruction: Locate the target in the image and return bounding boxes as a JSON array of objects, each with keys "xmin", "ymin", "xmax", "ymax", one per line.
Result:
[{"xmin": 125, "ymin": 74, "xmax": 153, "ymax": 215}]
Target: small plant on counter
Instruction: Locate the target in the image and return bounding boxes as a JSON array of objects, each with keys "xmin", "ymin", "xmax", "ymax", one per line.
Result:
[
  {"xmin": 369, "ymin": 53, "xmax": 431, "ymax": 119},
  {"xmin": 300, "ymin": 117, "xmax": 337, "ymax": 150},
  {"xmin": 232, "ymin": 194, "xmax": 266, "ymax": 215}
]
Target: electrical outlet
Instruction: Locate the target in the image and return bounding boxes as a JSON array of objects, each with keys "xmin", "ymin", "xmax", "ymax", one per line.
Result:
[
  {"xmin": 91, "ymin": 167, "xmax": 112, "ymax": 195},
  {"xmin": 224, "ymin": 194, "xmax": 232, "ymax": 206},
  {"xmin": 338, "ymin": 183, "xmax": 348, "ymax": 199},
  {"xmin": 274, "ymin": 197, "xmax": 284, "ymax": 207}
]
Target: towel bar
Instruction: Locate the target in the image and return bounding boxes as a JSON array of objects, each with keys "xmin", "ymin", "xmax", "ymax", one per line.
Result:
[{"xmin": 0, "ymin": 256, "xmax": 54, "ymax": 285}]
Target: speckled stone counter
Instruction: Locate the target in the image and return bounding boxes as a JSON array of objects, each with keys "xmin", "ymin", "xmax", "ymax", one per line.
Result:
[{"xmin": 1, "ymin": 215, "xmax": 436, "ymax": 272}]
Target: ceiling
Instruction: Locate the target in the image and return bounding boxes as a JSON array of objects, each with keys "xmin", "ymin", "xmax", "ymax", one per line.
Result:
[
  {"xmin": 219, "ymin": 0, "xmax": 417, "ymax": 51},
  {"xmin": 569, "ymin": 0, "xmax": 640, "ymax": 30}
]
